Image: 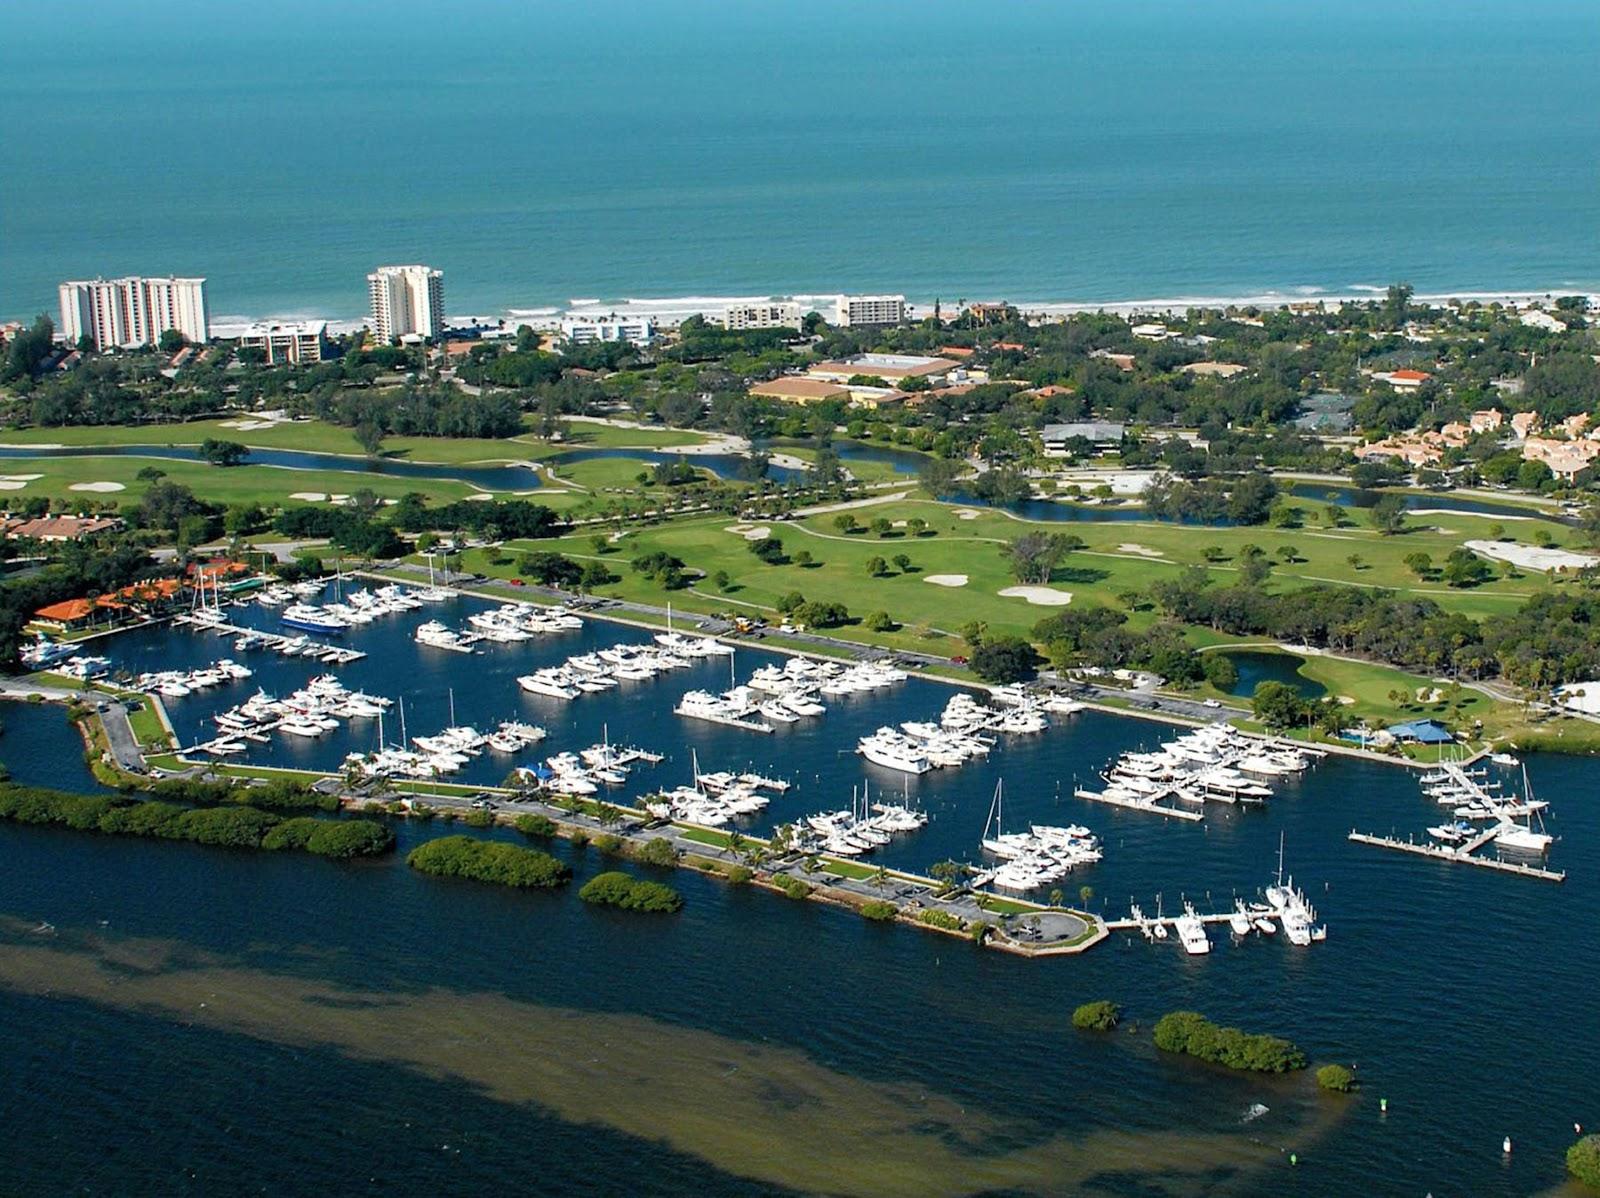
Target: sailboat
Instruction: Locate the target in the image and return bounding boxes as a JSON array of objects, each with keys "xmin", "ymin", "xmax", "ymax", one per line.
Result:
[{"xmin": 416, "ymin": 553, "xmax": 453, "ymax": 603}]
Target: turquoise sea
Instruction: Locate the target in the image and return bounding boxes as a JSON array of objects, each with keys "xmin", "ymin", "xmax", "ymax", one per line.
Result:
[{"xmin": 3, "ymin": 0, "xmax": 1598, "ymax": 323}]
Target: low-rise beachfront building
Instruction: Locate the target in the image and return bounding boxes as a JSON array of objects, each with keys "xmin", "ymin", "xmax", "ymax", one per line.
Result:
[
  {"xmin": 237, "ymin": 320, "xmax": 330, "ymax": 365},
  {"xmin": 2, "ymin": 515, "xmax": 124, "ymax": 542},
  {"xmin": 559, "ymin": 315, "xmax": 657, "ymax": 344},
  {"xmin": 1519, "ymin": 308, "xmax": 1568, "ymax": 333},
  {"xmin": 747, "ymin": 377, "xmax": 852, "ymax": 405},
  {"xmin": 723, "ymin": 301, "xmax": 803, "ymax": 331},
  {"xmin": 807, "ymin": 353, "xmax": 958, "ymax": 385},
  {"xmin": 832, "ymin": 295, "xmax": 905, "ymax": 328},
  {"xmin": 1041, "ymin": 422, "xmax": 1126, "ymax": 455},
  {"xmin": 1130, "ymin": 322, "xmax": 1169, "ymax": 340},
  {"xmin": 963, "ymin": 302, "xmax": 1017, "ymax": 326}
]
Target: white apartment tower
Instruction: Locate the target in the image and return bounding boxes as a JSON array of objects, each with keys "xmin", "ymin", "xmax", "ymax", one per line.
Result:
[
  {"xmin": 833, "ymin": 294, "xmax": 906, "ymax": 328},
  {"xmin": 58, "ymin": 276, "xmax": 210, "ymax": 350},
  {"xmin": 367, "ymin": 264, "xmax": 445, "ymax": 342}
]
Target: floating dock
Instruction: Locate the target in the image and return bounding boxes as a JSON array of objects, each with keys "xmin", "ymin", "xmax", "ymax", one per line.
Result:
[
  {"xmin": 173, "ymin": 614, "xmax": 366, "ymax": 664},
  {"xmin": 1347, "ymin": 830, "xmax": 1566, "ymax": 883},
  {"xmin": 1073, "ymin": 786, "xmax": 1204, "ymax": 822},
  {"xmin": 673, "ymin": 705, "xmax": 773, "ymax": 733}
]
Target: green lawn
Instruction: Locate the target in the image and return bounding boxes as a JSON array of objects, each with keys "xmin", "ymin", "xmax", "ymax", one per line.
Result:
[
  {"xmin": 0, "ymin": 415, "xmax": 710, "ymax": 464},
  {"xmin": 497, "ymin": 499, "xmax": 1574, "ymax": 649},
  {"xmin": 0, "ymin": 454, "xmax": 488, "ymax": 506}
]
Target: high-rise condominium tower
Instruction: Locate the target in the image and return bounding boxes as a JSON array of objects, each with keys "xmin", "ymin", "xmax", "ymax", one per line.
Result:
[
  {"xmin": 367, "ymin": 264, "xmax": 445, "ymax": 342},
  {"xmin": 57, "ymin": 276, "xmax": 209, "ymax": 350}
]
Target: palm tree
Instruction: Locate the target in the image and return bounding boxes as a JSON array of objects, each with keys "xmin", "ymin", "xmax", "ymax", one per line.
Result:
[
  {"xmin": 1048, "ymin": 887, "xmax": 1065, "ymax": 908},
  {"xmin": 872, "ymin": 865, "xmax": 889, "ymax": 889},
  {"xmin": 1079, "ymin": 885, "xmax": 1095, "ymax": 907}
]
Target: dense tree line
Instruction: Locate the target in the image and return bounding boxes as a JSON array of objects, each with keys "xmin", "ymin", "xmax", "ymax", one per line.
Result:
[
  {"xmin": 1152, "ymin": 1010, "xmax": 1306, "ymax": 1073},
  {"xmin": 0, "ymin": 783, "xmax": 394, "ymax": 859},
  {"xmin": 1144, "ymin": 568, "xmax": 1600, "ymax": 689}
]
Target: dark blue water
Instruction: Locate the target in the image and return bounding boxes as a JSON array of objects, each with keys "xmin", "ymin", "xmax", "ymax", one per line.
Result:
[
  {"xmin": 1, "ymin": 592, "xmax": 1596, "ymax": 1195},
  {"xmin": 0, "ymin": 700, "xmax": 103, "ymax": 791},
  {"xmin": 1224, "ymin": 651, "xmax": 1328, "ymax": 701}
]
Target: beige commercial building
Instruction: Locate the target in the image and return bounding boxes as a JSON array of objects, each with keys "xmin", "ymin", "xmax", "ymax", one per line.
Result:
[
  {"xmin": 237, "ymin": 320, "xmax": 330, "ymax": 364},
  {"xmin": 724, "ymin": 301, "xmax": 803, "ymax": 331}
]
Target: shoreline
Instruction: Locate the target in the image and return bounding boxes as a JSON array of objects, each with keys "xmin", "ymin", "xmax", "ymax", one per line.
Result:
[{"xmin": 173, "ymin": 283, "xmax": 1599, "ymax": 342}]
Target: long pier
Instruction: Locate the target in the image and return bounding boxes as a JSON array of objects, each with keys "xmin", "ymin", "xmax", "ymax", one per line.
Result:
[
  {"xmin": 1347, "ymin": 830, "xmax": 1566, "ymax": 883},
  {"xmin": 1073, "ymin": 786, "xmax": 1204, "ymax": 822}
]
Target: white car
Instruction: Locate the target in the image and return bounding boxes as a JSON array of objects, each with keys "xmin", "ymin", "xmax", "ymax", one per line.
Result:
[{"xmin": 1203, "ymin": 698, "xmax": 1222, "ymax": 708}]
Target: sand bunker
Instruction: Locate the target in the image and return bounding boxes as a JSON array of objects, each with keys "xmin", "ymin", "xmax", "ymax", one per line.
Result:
[
  {"xmin": 724, "ymin": 523, "xmax": 772, "ymax": 540},
  {"xmin": 289, "ymin": 491, "xmax": 328, "ymax": 501},
  {"xmin": 1116, "ymin": 543, "xmax": 1165, "ymax": 557},
  {"xmin": 0, "ymin": 481, "xmax": 26, "ymax": 491},
  {"xmin": 1463, "ymin": 539, "xmax": 1599, "ymax": 572},
  {"xmin": 68, "ymin": 481, "xmax": 125, "ymax": 493},
  {"xmin": 954, "ymin": 508, "xmax": 981, "ymax": 521},
  {"xmin": 923, "ymin": 574, "xmax": 969, "ymax": 587},
  {"xmin": 0, "ymin": 474, "xmax": 43, "ymax": 481},
  {"xmin": 999, "ymin": 585, "xmax": 1073, "ymax": 606},
  {"xmin": 219, "ymin": 418, "xmax": 284, "ymax": 431}
]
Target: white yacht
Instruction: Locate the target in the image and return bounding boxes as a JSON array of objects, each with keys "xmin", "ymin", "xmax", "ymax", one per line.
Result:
[{"xmin": 1175, "ymin": 904, "xmax": 1211, "ymax": 955}]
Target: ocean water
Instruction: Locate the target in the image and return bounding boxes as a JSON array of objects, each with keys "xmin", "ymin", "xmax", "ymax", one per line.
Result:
[
  {"xmin": 3, "ymin": 0, "xmax": 1598, "ymax": 323},
  {"xmin": 1, "ymin": 592, "xmax": 1594, "ymax": 1194}
]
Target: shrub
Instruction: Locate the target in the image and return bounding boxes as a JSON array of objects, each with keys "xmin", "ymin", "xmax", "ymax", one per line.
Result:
[
  {"xmin": 773, "ymin": 874, "xmax": 812, "ymax": 900},
  {"xmin": 1153, "ymin": 1011, "xmax": 1306, "ymax": 1073},
  {"xmin": 262, "ymin": 817, "xmax": 319, "ymax": 851},
  {"xmin": 1316, "ymin": 1064, "xmax": 1356, "ymax": 1093},
  {"xmin": 633, "ymin": 837, "xmax": 680, "ymax": 866},
  {"xmin": 859, "ymin": 900, "xmax": 898, "ymax": 922},
  {"xmin": 578, "ymin": 870, "xmax": 684, "ymax": 913},
  {"xmin": 569, "ymin": 829, "xmax": 590, "ymax": 850},
  {"xmin": 463, "ymin": 809, "xmax": 494, "ymax": 829},
  {"xmin": 918, "ymin": 909, "xmax": 964, "ymax": 931},
  {"xmin": 514, "ymin": 813, "xmax": 557, "ymax": 838},
  {"xmin": 1569, "ymin": 1135, "xmax": 1600, "ymax": 1190},
  {"xmin": 725, "ymin": 864, "xmax": 753, "ymax": 885},
  {"xmin": 1071, "ymin": 1000, "xmax": 1122, "ymax": 1031},
  {"xmin": 593, "ymin": 833, "xmax": 625, "ymax": 855},
  {"xmin": 406, "ymin": 835, "xmax": 571, "ymax": 889},
  {"xmin": 305, "ymin": 819, "xmax": 394, "ymax": 859}
]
